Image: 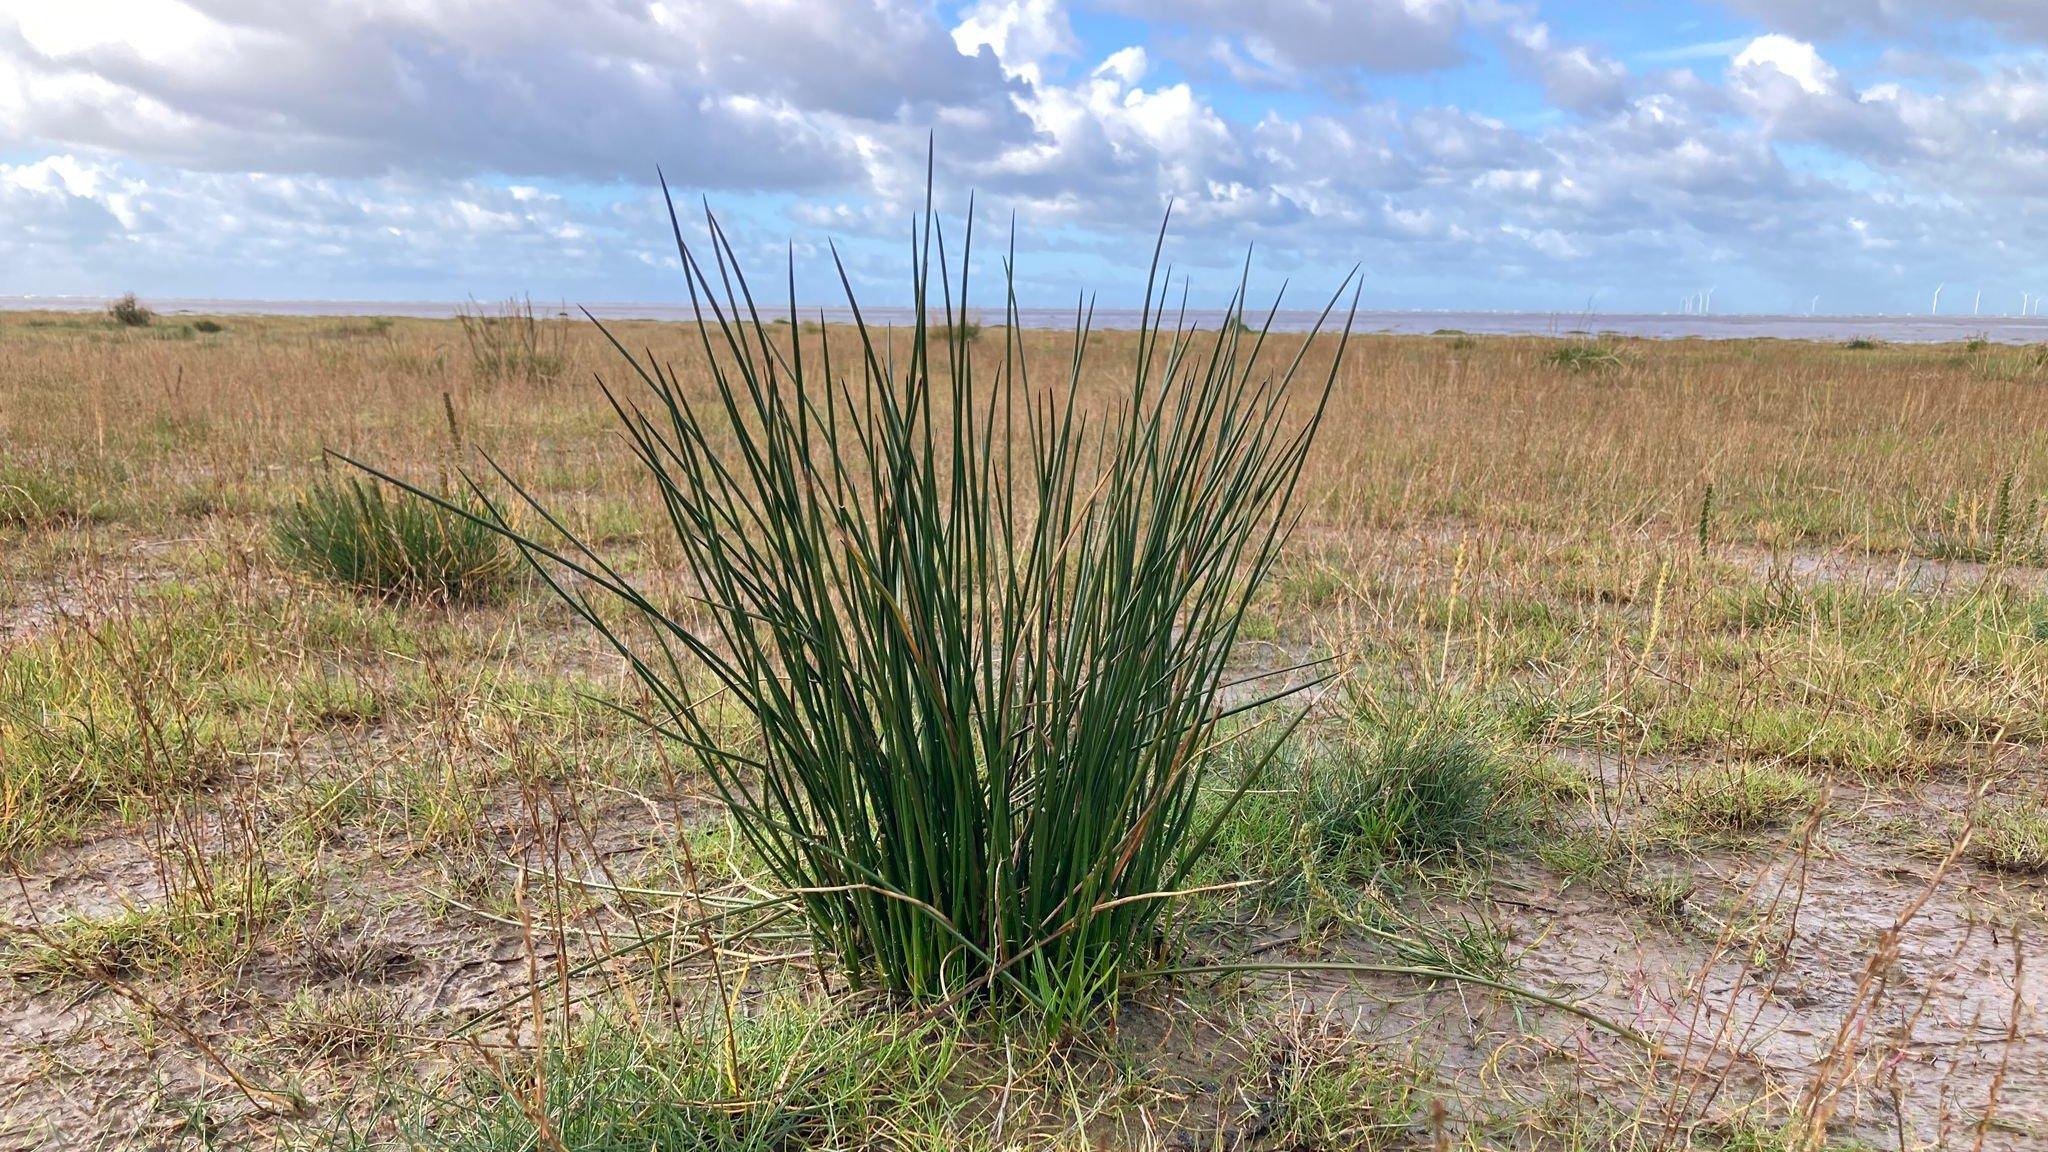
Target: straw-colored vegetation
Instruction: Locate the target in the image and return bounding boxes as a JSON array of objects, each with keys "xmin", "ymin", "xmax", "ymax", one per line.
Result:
[{"xmin": 2, "ymin": 291, "xmax": 2046, "ymax": 1152}]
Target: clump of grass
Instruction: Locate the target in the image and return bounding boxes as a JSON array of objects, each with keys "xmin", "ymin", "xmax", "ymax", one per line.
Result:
[
  {"xmin": 107, "ymin": 292, "xmax": 153, "ymax": 327},
  {"xmin": 274, "ymin": 476, "xmax": 512, "ymax": 602},
  {"xmin": 1916, "ymin": 472, "xmax": 2045, "ymax": 565},
  {"xmin": 1308, "ymin": 712, "xmax": 1507, "ymax": 868},
  {"xmin": 421, "ymin": 999, "xmax": 961, "ymax": 1152},
  {"xmin": 0, "ymin": 465, "xmax": 91, "ymax": 528},
  {"xmin": 7, "ymin": 855, "xmax": 306, "ymax": 984},
  {"xmin": 1970, "ymin": 798, "xmax": 2048, "ymax": 873},
  {"xmin": 355, "ymin": 187, "xmax": 1358, "ymax": 1030},
  {"xmin": 192, "ymin": 318, "xmax": 224, "ymax": 334},
  {"xmin": 1662, "ymin": 764, "xmax": 1821, "ymax": 835},
  {"xmin": 1843, "ymin": 336, "xmax": 1882, "ymax": 350},
  {"xmin": 937, "ymin": 316, "xmax": 983, "ymax": 343},
  {"xmin": 1544, "ymin": 341, "xmax": 1622, "ymax": 372},
  {"xmin": 457, "ymin": 295, "xmax": 567, "ymax": 384}
]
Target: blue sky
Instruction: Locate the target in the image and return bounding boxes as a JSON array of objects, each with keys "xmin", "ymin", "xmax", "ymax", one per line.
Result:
[{"xmin": 3, "ymin": 0, "xmax": 2047, "ymax": 314}]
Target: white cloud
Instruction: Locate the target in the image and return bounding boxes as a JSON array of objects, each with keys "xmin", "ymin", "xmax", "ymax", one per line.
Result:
[
  {"xmin": 0, "ymin": 0, "xmax": 1029, "ymax": 187},
  {"xmin": 1, "ymin": 0, "xmax": 2047, "ymax": 312},
  {"xmin": 952, "ymin": 0, "xmax": 1076, "ymax": 83},
  {"xmin": 1734, "ymin": 35, "xmax": 1840, "ymax": 97}
]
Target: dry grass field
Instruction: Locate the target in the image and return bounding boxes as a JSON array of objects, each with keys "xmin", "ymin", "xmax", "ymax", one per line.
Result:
[{"xmin": 2, "ymin": 306, "xmax": 2045, "ymax": 1150}]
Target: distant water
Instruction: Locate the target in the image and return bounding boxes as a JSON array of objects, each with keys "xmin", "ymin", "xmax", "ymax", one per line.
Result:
[{"xmin": 7, "ymin": 296, "xmax": 2048, "ymax": 344}]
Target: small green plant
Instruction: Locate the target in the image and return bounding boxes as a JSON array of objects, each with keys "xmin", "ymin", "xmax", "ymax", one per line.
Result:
[
  {"xmin": 1843, "ymin": 336, "xmax": 1882, "ymax": 350},
  {"xmin": 1917, "ymin": 472, "xmax": 2045, "ymax": 564},
  {"xmin": 1544, "ymin": 341, "xmax": 1621, "ymax": 372},
  {"xmin": 1971, "ymin": 798, "xmax": 2048, "ymax": 873},
  {"xmin": 457, "ymin": 295, "xmax": 567, "ymax": 384},
  {"xmin": 107, "ymin": 293, "xmax": 153, "ymax": 327},
  {"xmin": 352, "ymin": 185, "xmax": 1357, "ymax": 1030},
  {"xmin": 422, "ymin": 999, "xmax": 961, "ymax": 1152},
  {"xmin": 1662, "ymin": 764, "xmax": 1820, "ymax": 835},
  {"xmin": 0, "ymin": 466, "xmax": 89, "ymax": 528},
  {"xmin": 191, "ymin": 318, "xmax": 224, "ymax": 334},
  {"xmin": 1308, "ymin": 713, "xmax": 1506, "ymax": 868},
  {"xmin": 273, "ymin": 476, "xmax": 512, "ymax": 602},
  {"xmin": 1697, "ymin": 480, "xmax": 1716, "ymax": 556}
]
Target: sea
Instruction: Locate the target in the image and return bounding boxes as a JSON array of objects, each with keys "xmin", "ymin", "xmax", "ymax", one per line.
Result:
[{"xmin": 6, "ymin": 297, "xmax": 2048, "ymax": 345}]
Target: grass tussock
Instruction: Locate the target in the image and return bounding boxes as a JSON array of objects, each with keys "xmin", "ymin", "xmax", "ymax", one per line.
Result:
[
  {"xmin": 0, "ymin": 464, "xmax": 96, "ymax": 528},
  {"xmin": 417, "ymin": 1000, "xmax": 962, "ymax": 1152},
  {"xmin": 1970, "ymin": 798, "xmax": 2048, "ymax": 873},
  {"xmin": 1307, "ymin": 710, "xmax": 1508, "ymax": 868},
  {"xmin": 1916, "ymin": 472, "xmax": 2046, "ymax": 565},
  {"xmin": 273, "ymin": 476, "xmax": 513, "ymax": 602},
  {"xmin": 1662, "ymin": 764, "xmax": 1822, "ymax": 835},
  {"xmin": 458, "ymin": 295, "xmax": 568, "ymax": 384},
  {"xmin": 358, "ymin": 193, "xmax": 1358, "ymax": 1030},
  {"xmin": 1544, "ymin": 340, "xmax": 1623, "ymax": 372}
]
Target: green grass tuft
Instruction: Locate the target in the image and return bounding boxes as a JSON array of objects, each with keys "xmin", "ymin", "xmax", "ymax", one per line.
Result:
[
  {"xmin": 1544, "ymin": 341, "xmax": 1622, "ymax": 372},
  {"xmin": 274, "ymin": 476, "xmax": 512, "ymax": 602},
  {"xmin": 1971, "ymin": 798, "xmax": 2048, "ymax": 873},
  {"xmin": 1661, "ymin": 764, "xmax": 1821, "ymax": 835},
  {"xmin": 457, "ymin": 295, "xmax": 568, "ymax": 384},
  {"xmin": 414, "ymin": 1000, "xmax": 962, "ymax": 1152},
  {"xmin": 1308, "ymin": 712, "xmax": 1507, "ymax": 868}
]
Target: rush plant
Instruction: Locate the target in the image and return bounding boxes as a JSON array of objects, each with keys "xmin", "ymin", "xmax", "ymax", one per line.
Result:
[{"xmin": 354, "ymin": 180, "xmax": 1357, "ymax": 1029}]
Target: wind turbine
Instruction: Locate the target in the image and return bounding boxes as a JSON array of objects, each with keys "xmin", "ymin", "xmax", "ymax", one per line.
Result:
[
  {"xmin": 1974, "ymin": 289, "xmax": 1981, "ymax": 316},
  {"xmin": 2023, "ymin": 291, "xmax": 2031, "ymax": 317},
  {"xmin": 1809, "ymin": 295, "xmax": 1820, "ymax": 316},
  {"xmin": 1704, "ymin": 287, "xmax": 1716, "ymax": 315},
  {"xmin": 1931, "ymin": 283, "xmax": 1944, "ymax": 315}
]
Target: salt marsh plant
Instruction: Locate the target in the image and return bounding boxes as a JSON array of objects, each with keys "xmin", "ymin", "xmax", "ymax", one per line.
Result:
[
  {"xmin": 274, "ymin": 476, "xmax": 511, "ymax": 602},
  {"xmin": 107, "ymin": 292, "xmax": 153, "ymax": 327},
  {"xmin": 457, "ymin": 295, "xmax": 568, "ymax": 384},
  {"xmin": 356, "ymin": 187, "xmax": 1358, "ymax": 1028}
]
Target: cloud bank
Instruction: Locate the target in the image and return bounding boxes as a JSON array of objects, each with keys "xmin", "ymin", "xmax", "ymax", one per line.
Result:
[{"xmin": 2, "ymin": 0, "xmax": 2044, "ymax": 312}]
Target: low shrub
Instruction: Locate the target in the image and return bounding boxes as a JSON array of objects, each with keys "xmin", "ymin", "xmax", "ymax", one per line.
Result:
[{"xmin": 107, "ymin": 293, "xmax": 153, "ymax": 327}]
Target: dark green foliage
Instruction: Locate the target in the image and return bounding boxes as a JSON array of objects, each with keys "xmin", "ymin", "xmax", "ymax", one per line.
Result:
[
  {"xmin": 1843, "ymin": 337, "xmax": 1882, "ymax": 350},
  {"xmin": 274, "ymin": 477, "xmax": 510, "ymax": 602},
  {"xmin": 354, "ymin": 186, "xmax": 1357, "ymax": 1028},
  {"xmin": 107, "ymin": 293, "xmax": 153, "ymax": 327},
  {"xmin": 192, "ymin": 318, "xmax": 224, "ymax": 334}
]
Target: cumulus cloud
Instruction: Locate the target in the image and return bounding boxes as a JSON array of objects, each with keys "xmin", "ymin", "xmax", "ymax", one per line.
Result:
[
  {"xmin": 0, "ymin": 0, "xmax": 1029, "ymax": 186},
  {"xmin": 2, "ymin": 0, "xmax": 2047, "ymax": 311}
]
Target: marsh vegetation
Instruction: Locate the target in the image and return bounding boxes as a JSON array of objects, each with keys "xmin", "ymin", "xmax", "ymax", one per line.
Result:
[{"xmin": 1, "ymin": 291, "xmax": 2045, "ymax": 1150}]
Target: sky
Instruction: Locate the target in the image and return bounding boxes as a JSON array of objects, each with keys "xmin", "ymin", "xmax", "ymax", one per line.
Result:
[{"xmin": 3, "ymin": 0, "xmax": 2048, "ymax": 314}]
